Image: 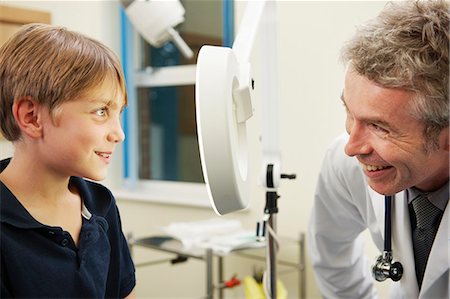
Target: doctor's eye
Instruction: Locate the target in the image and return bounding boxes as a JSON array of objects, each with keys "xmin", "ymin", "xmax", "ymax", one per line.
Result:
[{"xmin": 370, "ymin": 123, "xmax": 389, "ymax": 134}]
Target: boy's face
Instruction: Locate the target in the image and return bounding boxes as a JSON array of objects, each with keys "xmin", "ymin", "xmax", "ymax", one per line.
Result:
[{"xmin": 38, "ymin": 77, "xmax": 125, "ymax": 181}]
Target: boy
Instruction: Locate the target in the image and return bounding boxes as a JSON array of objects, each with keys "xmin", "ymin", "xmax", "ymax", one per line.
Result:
[{"xmin": 0, "ymin": 23, "xmax": 136, "ymax": 298}]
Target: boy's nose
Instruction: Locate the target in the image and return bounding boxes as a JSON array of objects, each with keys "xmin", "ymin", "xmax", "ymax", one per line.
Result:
[{"xmin": 108, "ymin": 118, "xmax": 125, "ymax": 143}]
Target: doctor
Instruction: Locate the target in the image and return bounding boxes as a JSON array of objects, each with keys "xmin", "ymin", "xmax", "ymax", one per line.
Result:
[{"xmin": 308, "ymin": 1, "xmax": 449, "ymax": 299}]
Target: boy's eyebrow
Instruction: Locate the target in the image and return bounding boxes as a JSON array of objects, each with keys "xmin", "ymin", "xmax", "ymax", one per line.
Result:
[{"xmin": 88, "ymin": 98, "xmax": 124, "ymax": 110}]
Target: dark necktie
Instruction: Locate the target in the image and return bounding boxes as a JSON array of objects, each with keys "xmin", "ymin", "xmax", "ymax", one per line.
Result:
[{"xmin": 411, "ymin": 194, "xmax": 443, "ymax": 288}]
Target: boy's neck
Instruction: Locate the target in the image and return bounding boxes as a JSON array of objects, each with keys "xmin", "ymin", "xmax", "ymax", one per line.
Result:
[
  {"xmin": 0, "ymin": 151, "xmax": 74, "ymax": 206},
  {"xmin": 1, "ymin": 150, "xmax": 83, "ymax": 245}
]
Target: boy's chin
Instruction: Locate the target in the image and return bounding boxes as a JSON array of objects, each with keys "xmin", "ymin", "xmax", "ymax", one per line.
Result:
[{"xmin": 85, "ymin": 172, "xmax": 107, "ymax": 182}]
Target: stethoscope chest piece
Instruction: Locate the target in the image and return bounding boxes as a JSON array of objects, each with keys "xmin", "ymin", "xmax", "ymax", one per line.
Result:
[
  {"xmin": 372, "ymin": 195, "xmax": 404, "ymax": 282},
  {"xmin": 372, "ymin": 251, "xmax": 403, "ymax": 282}
]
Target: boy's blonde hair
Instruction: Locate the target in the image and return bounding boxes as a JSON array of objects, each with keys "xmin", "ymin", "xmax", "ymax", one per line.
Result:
[{"xmin": 0, "ymin": 23, "xmax": 127, "ymax": 141}]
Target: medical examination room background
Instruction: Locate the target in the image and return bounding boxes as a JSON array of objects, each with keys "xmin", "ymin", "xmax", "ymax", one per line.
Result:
[{"xmin": 0, "ymin": 1, "xmax": 390, "ymax": 298}]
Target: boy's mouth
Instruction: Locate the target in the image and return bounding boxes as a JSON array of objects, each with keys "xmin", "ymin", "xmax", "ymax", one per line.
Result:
[{"xmin": 95, "ymin": 151, "xmax": 112, "ymax": 159}]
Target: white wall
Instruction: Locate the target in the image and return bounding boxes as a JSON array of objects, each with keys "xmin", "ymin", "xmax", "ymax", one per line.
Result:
[{"xmin": 0, "ymin": 1, "xmax": 390, "ymax": 298}]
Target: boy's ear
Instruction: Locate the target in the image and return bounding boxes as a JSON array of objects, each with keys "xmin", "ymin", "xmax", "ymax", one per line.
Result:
[{"xmin": 12, "ymin": 97, "xmax": 45, "ymax": 138}]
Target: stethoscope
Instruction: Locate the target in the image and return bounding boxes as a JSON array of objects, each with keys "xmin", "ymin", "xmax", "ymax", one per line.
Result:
[{"xmin": 372, "ymin": 195, "xmax": 404, "ymax": 282}]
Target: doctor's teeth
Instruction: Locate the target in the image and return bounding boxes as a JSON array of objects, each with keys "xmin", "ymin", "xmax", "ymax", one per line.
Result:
[{"xmin": 366, "ymin": 165, "xmax": 388, "ymax": 171}]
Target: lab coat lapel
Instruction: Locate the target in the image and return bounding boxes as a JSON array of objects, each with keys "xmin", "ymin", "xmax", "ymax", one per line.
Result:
[
  {"xmin": 419, "ymin": 203, "xmax": 449, "ymax": 298},
  {"xmin": 392, "ymin": 192, "xmax": 420, "ymax": 299},
  {"xmin": 369, "ymin": 189, "xmax": 385, "ymax": 250}
]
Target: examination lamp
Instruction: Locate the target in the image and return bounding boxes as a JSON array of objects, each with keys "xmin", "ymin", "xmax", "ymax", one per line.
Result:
[
  {"xmin": 121, "ymin": 0, "xmax": 193, "ymax": 59},
  {"xmin": 196, "ymin": 2, "xmax": 296, "ymax": 298},
  {"xmin": 196, "ymin": 1, "xmax": 296, "ymax": 215},
  {"xmin": 123, "ymin": 1, "xmax": 294, "ymax": 297}
]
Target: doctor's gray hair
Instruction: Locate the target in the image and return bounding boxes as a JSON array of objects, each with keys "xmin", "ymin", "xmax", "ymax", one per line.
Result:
[{"xmin": 341, "ymin": 0, "xmax": 449, "ymax": 150}]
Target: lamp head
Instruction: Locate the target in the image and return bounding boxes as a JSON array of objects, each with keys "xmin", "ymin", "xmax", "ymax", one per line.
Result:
[{"xmin": 122, "ymin": 0, "xmax": 193, "ymax": 58}]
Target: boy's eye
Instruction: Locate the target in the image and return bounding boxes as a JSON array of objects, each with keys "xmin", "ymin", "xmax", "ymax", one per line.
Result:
[{"xmin": 95, "ymin": 107, "xmax": 108, "ymax": 117}]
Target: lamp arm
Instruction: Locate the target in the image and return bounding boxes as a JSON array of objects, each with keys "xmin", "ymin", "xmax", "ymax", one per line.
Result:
[
  {"xmin": 258, "ymin": 1, "xmax": 281, "ymax": 190},
  {"xmin": 232, "ymin": 1, "xmax": 267, "ymax": 64},
  {"xmin": 231, "ymin": 1, "xmax": 281, "ymax": 190}
]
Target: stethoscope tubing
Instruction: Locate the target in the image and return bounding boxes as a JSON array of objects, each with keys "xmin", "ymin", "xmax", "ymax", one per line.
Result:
[
  {"xmin": 372, "ymin": 194, "xmax": 403, "ymax": 282},
  {"xmin": 384, "ymin": 195, "xmax": 392, "ymax": 252}
]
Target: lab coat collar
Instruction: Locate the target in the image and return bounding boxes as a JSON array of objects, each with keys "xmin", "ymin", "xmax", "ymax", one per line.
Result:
[
  {"xmin": 392, "ymin": 192, "xmax": 420, "ymax": 298},
  {"xmin": 420, "ymin": 203, "xmax": 449, "ymax": 296},
  {"xmin": 368, "ymin": 189, "xmax": 419, "ymax": 298},
  {"xmin": 389, "ymin": 191, "xmax": 449, "ymax": 299}
]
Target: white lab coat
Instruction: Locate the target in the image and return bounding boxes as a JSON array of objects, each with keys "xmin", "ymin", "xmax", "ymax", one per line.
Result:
[{"xmin": 308, "ymin": 134, "xmax": 449, "ymax": 299}]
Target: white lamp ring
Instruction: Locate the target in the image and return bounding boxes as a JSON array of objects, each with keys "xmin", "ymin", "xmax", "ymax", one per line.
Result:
[{"xmin": 195, "ymin": 45, "xmax": 250, "ymax": 215}]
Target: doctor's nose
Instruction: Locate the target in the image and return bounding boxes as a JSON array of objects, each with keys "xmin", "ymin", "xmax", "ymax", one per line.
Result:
[{"xmin": 345, "ymin": 123, "xmax": 372, "ymax": 157}]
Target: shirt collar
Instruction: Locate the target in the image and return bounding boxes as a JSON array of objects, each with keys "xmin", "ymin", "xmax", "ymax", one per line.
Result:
[
  {"xmin": 406, "ymin": 181, "xmax": 449, "ymax": 211},
  {"xmin": 1, "ymin": 158, "xmax": 93, "ymax": 228}
]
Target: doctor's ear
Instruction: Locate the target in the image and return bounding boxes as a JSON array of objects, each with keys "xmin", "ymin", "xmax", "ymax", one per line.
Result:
[
  {"xmin": 12, "ymin": 97, "xmax": 45, "ymax": 139},
  {"xmin": 440, "ymin": 126, "xmax": 449, "ymax": 151}
]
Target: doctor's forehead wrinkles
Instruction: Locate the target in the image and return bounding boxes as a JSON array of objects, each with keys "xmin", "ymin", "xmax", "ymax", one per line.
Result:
[{"xmin": 340, "ymin": 91, "xmax": 402, "ymax": 133}]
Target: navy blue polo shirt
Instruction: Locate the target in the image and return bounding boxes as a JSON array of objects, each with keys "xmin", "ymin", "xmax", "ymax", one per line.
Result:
[{"xmin": 0, "ymin": 159, "xmax": 135, "ymax": 298}]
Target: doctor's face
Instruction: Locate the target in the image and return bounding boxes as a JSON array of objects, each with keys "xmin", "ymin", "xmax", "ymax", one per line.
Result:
[{"xmin": 342, "ymin": 68, "xmax": 449, "ymax": 195}]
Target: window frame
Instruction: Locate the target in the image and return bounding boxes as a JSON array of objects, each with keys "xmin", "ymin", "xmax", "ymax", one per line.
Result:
[{"xmin": 118, "ymin": 1, "xmax": 234, "ymax": 207}]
